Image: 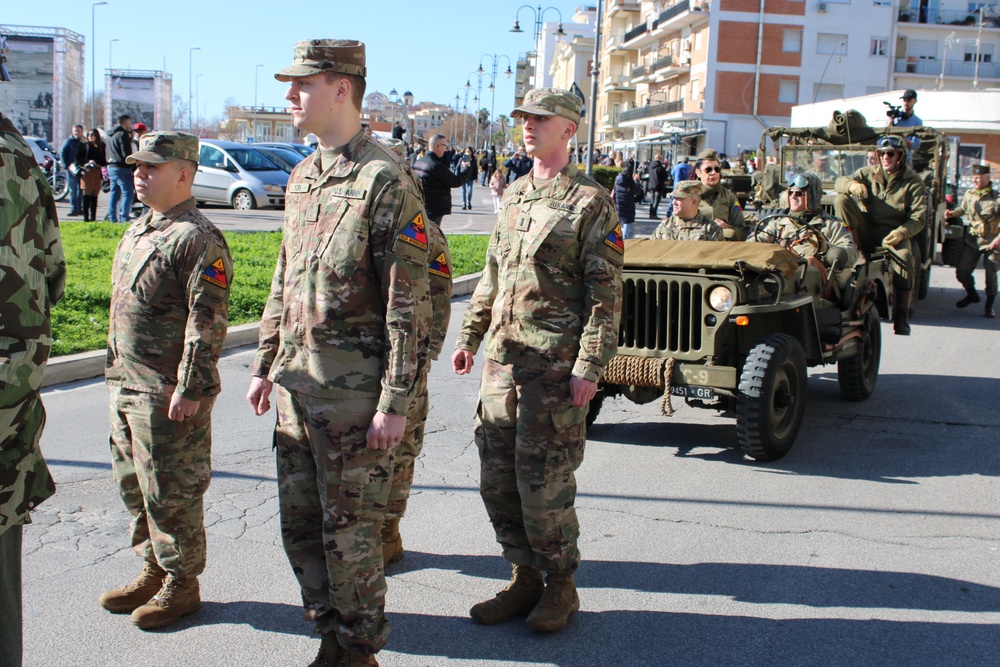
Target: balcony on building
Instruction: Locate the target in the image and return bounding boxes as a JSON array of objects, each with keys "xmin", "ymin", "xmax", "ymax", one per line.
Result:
[
  {"xmin": 606, "ymin": 31, "xmax": 638, "ymax": 53},
  {"xmin": 647, "ymin": 53, "xmax": 691, "ymax": 82},
  {"xmin": 897, "ymin": 7, "xmax": 1000, "ymax": 28},
  {"xmin": 607, "ymin": 0, "xmax": 641, "ymax": 17},
  {"xmin": 623, "ymin": 18, "xmax": 659, "ymax": 49},
  {"xmin": 894, "ymin": 56, "xmax": 999, "ymax": 79},
  {"xmin": 604, "ymin": 72, "xmax": 637, "ymax": 91},
  {"xmin": 656, "ymin": 0, "xmax": 711, "ymax": 33},
  {"xmin": 618, "ymin": 99, "xmax": 685, "ymax": 125}
]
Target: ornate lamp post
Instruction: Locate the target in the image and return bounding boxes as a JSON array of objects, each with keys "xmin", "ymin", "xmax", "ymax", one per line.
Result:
[
  {"xmin": 478, "ymin": 54, "xmax": 512, "ymax": 151},
  {"xmin": 188, "ymin": 47, "xmax": 200, "ymax": 133},
  {"xmin": 91, "ymin": 1, "xmax": 108, "ymax": 128}
]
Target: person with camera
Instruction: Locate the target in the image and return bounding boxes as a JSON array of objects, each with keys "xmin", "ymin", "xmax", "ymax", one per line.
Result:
[
  {"xmin": 888, "ymin": 90, "xmax": 923, "ymax": 127},
  {"xmin": 946, "ymin": 164, "xmax": 999, "ymax": 317},
  {"xmin": 834, "ymin": 135, "xmax": 926, "ymax": 335}
]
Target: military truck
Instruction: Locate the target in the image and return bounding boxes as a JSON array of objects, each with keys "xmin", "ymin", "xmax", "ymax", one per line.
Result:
[
  {"xmin": 589, "ymin": 235, "xmax": 895, "ymax": 461},
  {"xmin": 755, "ymin": 111, "xmax": 955, "ymax": 300}
]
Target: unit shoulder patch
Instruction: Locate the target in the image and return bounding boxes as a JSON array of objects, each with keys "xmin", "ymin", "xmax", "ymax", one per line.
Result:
[
  {"xmin": 397, "ymin": 212, "xmax": 429, "ymax": 251},
  {"xmin": 603, "ymin": 224, "xmax": 625, "ymax": 254},
  {"xmin": 429, "ymin": 251, "xmax": 451, "ymax": 278},
  {"xmin": 200, "ymin": 258, "xmax": 229, "ymax": 288}
]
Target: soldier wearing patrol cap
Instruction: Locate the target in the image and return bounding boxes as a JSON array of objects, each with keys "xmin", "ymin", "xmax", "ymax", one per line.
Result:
[
  {"xmin": 246, "ymin": 39, "xmax": 430, "ymax": 667},
  {"xmin": 652, "ymin": 180, "xmax": 723, "ymax": 241},
  {"xmin": 694, "ymin": 147, "xmax": 747, "ymax": 240},
  {"xmin": 100, "ymin": 131, "xmax": 232, "ymax": 630},
  {"xmin": 453, "ymin": 87, "xmax": 623, "ymax": 634},
  {"xmin": 946, "ymin": 164, "xmax": 999, "ymax": 317}
]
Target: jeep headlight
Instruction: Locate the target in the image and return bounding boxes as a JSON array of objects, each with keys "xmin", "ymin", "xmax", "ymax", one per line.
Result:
[
  {"xmin": 263, "ymin": 183, "xmax": 283, "ymax": 193},
  {"xmin": 707, "ymin": 285, "xmax": 734, "ymax": 312}
]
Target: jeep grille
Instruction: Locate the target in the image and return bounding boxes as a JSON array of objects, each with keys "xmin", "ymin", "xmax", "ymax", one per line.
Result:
[{"xmin": 620, "ymin": 277, "xmax": 706, "ymax": 355}]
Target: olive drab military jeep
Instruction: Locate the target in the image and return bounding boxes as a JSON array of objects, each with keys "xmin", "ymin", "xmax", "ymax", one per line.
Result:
[
  {"xmin": 755, "ymin": 113, "xmax": 954, "ymax": 302},
  {"xmin": 589, "ymin": 235, "xmax": 895, "ymax": 461}
]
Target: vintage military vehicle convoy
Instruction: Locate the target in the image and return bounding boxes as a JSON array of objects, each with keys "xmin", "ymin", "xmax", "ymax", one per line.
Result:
[{"xmin": 588, "ymin": 237, "xmax": 894, "ymax": 462}]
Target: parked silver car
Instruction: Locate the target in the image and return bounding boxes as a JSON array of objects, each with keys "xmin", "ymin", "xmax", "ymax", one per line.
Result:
[
  {"xmin": 253, "ymin": 141, "xmax": 315, "ymax": 159},
  {"xmin": 254, "ymin": 145, "xmax": 306, "ymax": 174},
  {"xmin": 194, "ymin": 139, "xmax": 287, "ymax": 210}
]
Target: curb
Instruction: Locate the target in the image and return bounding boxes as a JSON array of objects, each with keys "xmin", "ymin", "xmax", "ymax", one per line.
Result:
[{"xmin": 42, "ymin": 272, "xmax": 483, "ymax": 389}]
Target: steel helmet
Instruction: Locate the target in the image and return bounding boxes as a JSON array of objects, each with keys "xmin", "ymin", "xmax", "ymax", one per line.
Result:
[{"xmin": 876, "ymin": 135, "xmax": 907, "ymax": 156}]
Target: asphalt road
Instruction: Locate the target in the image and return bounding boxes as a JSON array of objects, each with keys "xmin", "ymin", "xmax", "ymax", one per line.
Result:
[{"xmin": 21, "ymin": 258, "xmax": 1000, "ymax": 666}]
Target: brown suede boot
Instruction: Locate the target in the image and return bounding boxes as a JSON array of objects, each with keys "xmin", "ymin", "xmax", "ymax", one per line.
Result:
[
  {"xmin": 525, "ymin": 573, "xmax": 580, "ymax": 633},
  {"xmin": 470, "ymin": 564, "xmax": 544, "ymax": 625},
  {"xmin": 99, "ymin": 561, "xmax": 166, "ymax": 613},
  {"xmin": 306, "ymin": 632, "xmax": 343, "ymax": 667},
  {"xmin": 130, "ymin": 574, "xmax": 201, "ymax": 630},
  {"xmin": 381, "ymin": 518, "xmax": 403, "ymax": 566}
]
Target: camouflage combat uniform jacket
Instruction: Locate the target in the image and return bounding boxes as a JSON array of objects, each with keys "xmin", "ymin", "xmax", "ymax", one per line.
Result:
[
  {"xmin": 652, "ymin": 212, "xmax": 723, "ymax": 241},
  {"xmin": 0, "ymin": 113, "xmax": 66, "ymax": 534},
  {"xmin": 253, "ymin": 127, "xmax": 430, "ymax": 415},
  {"xmin": 105, "ymin": 198, "xmax": 232, "ymax": 400},
  {"xmin": 953, "ymin": 185, "xmax": 999, "ymax": 251},
  {"xmin": 699, "ymin": 183, "xmax": 745, "ymax": 233},
  {"xmin": 835, "ymin": 165, "xmax": 926, "ymax": 239},
  {"xmin": 456, "ymin": 163, "xmax": 623, "ymax": 382}
]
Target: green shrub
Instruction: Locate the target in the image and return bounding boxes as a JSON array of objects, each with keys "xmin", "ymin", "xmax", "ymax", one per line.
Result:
[
  {"xmin": 51, "ymin": 222, "xmax": 488, "ymax": 356},
  {"xmin": 591, "ymin": 166, "xmax": 621, "ymax": 191}
]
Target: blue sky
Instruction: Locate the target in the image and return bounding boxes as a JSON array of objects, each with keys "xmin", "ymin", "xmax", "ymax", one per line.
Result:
[{"xmin": 4, "ymin": 0, "xmax": 585, "ymax": 124}]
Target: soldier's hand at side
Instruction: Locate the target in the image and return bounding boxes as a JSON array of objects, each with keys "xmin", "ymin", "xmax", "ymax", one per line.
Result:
[
  {"xmin": 716, "ymin": 219, "xmax": 729, "ymax": 229},
  {"xmin": 168, "ymin": 393, "xmax": 200, "ymax": 422},
  {"xmin": 848, "ymin": 182, "xmax": 868, "ymax": 199},
  {"xmin": 246, "ymin": 376, "xmax": 273, "ymax": 416},
  {"xmin": 882, "ymin": 227, "xmax": 907, "ymax": 247},
  {"xmin": 569, "ymin": 376, "xmax": 597, "ymax": 408},
  {"xmin": 367, "ymin": 411, "xmax": 406, "ymax": 450},
  {"xmin": 990, "ymin": 236, "xmax": 1000, "ymax": 251},
  {"xmin": 944, "ymin": 209, "xmax": 956, "ymax": 219},
  {"xmin": 452, "ymin": 349, "xmax": 475, "ymax": 375}
]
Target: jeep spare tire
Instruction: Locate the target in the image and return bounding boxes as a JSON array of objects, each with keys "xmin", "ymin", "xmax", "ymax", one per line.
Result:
[{"xmin": 736, "ymin": 333, "xmax": 807, "ymax": 461}]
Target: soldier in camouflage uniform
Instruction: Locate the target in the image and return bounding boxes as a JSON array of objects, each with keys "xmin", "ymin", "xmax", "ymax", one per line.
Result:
[
  {"xmin": 382, "ymin": 217, "xmax": 452, "ymax": 565},
  {"xmin": 695, "ymin": 148, "xmax": 746, "ymax": 241},
  {"xmin": 101, "ymin": 131, "xmax": 232, "ymax": 630},
  {"xmin": 452, "ymin": 88, "xmax": 623, "ymax": 634},
  {"xmin": 751, "ymin": 173, "xmax": 859, "ymax": 296},
  {"xmin": 0, "ymin": 110, "xmax": 66, "ymax": 667},
  {"xmin": 245, "ymin": 40, "xmax": 430, "ymax": 667},
  {"xmin": 834, "ymin": 135, "xmax": 926, "ymax": 334},
  {"xmin": 945, "ymin": 164, "xmax": 999, "ymax": 317},
  {"xmin": 652, "ymin": 181, "xmax": 723, "ymax": 241}
]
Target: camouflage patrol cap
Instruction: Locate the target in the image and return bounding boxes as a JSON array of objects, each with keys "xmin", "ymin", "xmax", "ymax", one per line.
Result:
[
  {"xmin": 673, "ymin": 180, "xmax": 705, "ymax": 198},
  {"xmin": 511, "ymin": 88, "xmax": 582, "ymax": 125},
  {"xmin": 696, "ymin": 148, "xmax": 720, "ymax": 162},
  {"xmin": 971, "ymin": 164, "xmax": 990, "ymax": 175},
  {"xmin": 275, "ymin": 39, "xmax": 366, "ymax": 81},
  {"xmin": 126, "ymin": 131, "xmax": 199, "ymax": 165}
]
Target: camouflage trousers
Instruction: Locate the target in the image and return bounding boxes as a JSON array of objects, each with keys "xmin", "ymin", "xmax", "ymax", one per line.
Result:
[
  {"xmin": 274, "ymin": 387, "xmax": 391, "ymax": 655},
  {"xmin": 386, "ymin": 367, "xmax": 430, "ymax": 519},
  {"xmin": 109, "ymin": 387, "xmax": 214, "ymax": 578},
  {"xmin": 834, "ymin": 194, "xmax": 916, "ymax": 290},
  {"xmin": 475, "ymin": 359, "xmax": 587, "ymax": 575}
]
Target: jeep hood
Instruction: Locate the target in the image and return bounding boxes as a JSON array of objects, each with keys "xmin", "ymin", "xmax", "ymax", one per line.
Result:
[{"xmin": 624, "ymin": 239, "xmax": 800, "ymax": 278}]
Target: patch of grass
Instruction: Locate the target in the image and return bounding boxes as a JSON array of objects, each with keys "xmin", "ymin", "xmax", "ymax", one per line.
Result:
[{"xmin": 51, "ymin": 222, "xmax": 489, "ymax": 356}]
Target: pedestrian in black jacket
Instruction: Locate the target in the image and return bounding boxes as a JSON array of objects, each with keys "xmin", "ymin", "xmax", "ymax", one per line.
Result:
[
  {"xmin": 60, "ymin": 124, "xmax": 85, "ymax": 216},
  {"xmin": 647, "ymin": 153, "xmax": 668, "ymax": 219},
  {"xmin": 413, "ymin": 134, "xmax": 466, "ymax": 223},
  {"xmin": 105, "ymin": 114, "xmax": 135, "ymax": 222}
]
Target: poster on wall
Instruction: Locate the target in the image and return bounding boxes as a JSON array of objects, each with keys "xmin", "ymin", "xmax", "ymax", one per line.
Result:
[
  {"xmin": 0, "ymin": 36, "xmax": 55, "ymax": 140},
  {"xmin": 108, "ymin": 74, "xmax": 155, "ymax": 129}
]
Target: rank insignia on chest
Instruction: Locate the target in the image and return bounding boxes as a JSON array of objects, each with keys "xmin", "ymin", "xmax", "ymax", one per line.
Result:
[
  {"xmin": 604, "ymin": 224, "xmax": 625, "ymax": 254},
  {"xmin": 398, "ymin": 212, "xmax": 428, "ymax": 250},
  {"xmin": 200, "ymin": 258, "xmax": 229, "ymax": 288},
  {"xmin": 429, "ymin": 251, "xmax": 451, "ymax": 278},
  {"xmin": 305, "ymin": 202, "xmax": 320, "ymax": 222}
]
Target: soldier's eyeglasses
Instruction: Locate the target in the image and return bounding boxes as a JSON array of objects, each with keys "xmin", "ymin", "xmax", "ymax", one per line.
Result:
[
  {"xmin": 701, "ymin": 166, "xmax": 721, "ymax": 173},
  {"xmin": 788, "ymin": 190, "xmax": 806, "ymax": 197},
  {"xmin": 878, "ymin": 150, "xmax": 900, "ymax": 157}
]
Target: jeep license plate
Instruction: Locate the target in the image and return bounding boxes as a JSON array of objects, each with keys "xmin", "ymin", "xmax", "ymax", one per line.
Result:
[{"xmin": 669, "ymin": 385, "xmax": 715, "ymax": 400}]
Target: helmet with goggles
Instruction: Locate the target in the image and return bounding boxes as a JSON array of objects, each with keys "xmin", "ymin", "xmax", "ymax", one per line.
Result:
[{"xmin": 876, "ymin": 135, "xmax": 907, "ymax": 156}]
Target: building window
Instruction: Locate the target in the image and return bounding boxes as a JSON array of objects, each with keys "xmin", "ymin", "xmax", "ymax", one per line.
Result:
[
  {"xmin": 907, "ymin": 39, "xmax": 937, "ymax": 60},
  {"xmin": 817, "ymin": 33, "xmax": 848, "ymax": 55},
  {"xmin": 964, "ymin": 43, "xmax": 994, "ymax": 62},
  {"xmin": 783, "ymin": 29, "xmax": 803, "ymax": 53},
  {"xmin": 779, "ymin": 80, "xmax": 799, "ymax": 104},
  {"xmin": 694, "ymin": 30, "xmax": 702, "ymax": 52},
  {"xmin": 870, "ymin": 37, "xmax": 888, "ymax": 56},
  {"xmin": 813, "ymin": 83, "xmax": 845, "ymax": 102},
  {"xmin": 275, "ymin": 122, "xmax": 293, "ymax": 140},
  {"xmin": 691, "ymin": 78, "xmax": 700, "ymax": 101}
]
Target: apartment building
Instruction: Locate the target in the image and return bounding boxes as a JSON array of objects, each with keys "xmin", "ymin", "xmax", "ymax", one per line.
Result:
[{"xmin": 549, "ymin": 29, "xmax": 596, "ymax": 149}]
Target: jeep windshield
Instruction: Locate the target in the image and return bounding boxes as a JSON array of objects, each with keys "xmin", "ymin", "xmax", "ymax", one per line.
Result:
[{"xmin": 779, "ymin": 146, "xmax": 879, "ymax": 188}]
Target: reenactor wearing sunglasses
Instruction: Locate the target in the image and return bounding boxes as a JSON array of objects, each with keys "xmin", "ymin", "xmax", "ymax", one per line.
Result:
[
  {"xmin": 752, "ymin": 173, "xmax": 858, "ymax": 296},
  {"xmin": 694, "ymin": 148, "xmax": 746, "ymax": 240},
  {"xmin": 834, "ymin": 135, "xmax": 925, "ymax": 335}
]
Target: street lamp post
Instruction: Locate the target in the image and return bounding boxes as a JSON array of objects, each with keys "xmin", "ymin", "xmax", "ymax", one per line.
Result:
[
  {"xmin": 253, "ymin": 63, "xmax": 263, "ymax": 142},
  {"xmin": 466, "ymin": 71, "xmax": 486, "ymax": 150},
  {"xmin": 188, "ymin": 46, "xmax": 200, "ymax": 133},
  {"xmin": 91, "ymin": 1, "xmax": 108, "ymax": 128},
  {"xmin": 478, "ymin": 54, "xmax": 512, "ymax": 152},
  {"xmin": 510, "ymin": 4, "xmax": 566, "ymax": 89},
  {"xmin": 196, "ymin": 73, "xmax": 203, "ymax": 135},
  {"xmin": 585, "ymin": 0, "xmax": 604, "ymax": 175}
]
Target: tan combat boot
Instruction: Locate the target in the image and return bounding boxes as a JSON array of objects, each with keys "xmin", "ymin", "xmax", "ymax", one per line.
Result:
[
  {"xmin": 525, "ymin": 573, "xmax": 580, "ymax": 633},
  {"xmin": 99, "ymin": 560, "xmax": 166, "ymax": 613},
  {"xmin": 130, "ymin": 574, "xmax": 201, "ymax": 630},
  {"xmin": 469, "ymin": 564, "xmax": 544, "ymax": 625},
  {"xmin": 381, "ymin": 518, "xmax": 403, "ymax": 566},
  {"xmin": 306, "ymin": 632, "xmax": 343, "ymax": 667}
]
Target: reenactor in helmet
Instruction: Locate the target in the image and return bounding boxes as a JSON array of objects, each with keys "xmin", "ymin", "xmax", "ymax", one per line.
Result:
[{"xmin": 945, "ymin": 164, "xmax": 999, "ymax": 317}]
